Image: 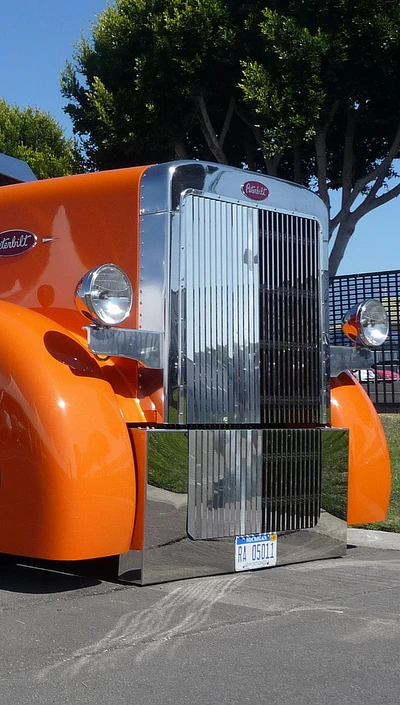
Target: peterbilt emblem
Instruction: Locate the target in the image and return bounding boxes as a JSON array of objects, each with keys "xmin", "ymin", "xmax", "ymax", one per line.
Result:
[
  {"xmin": 242, "ymin": 181, "xmax": 270, "ymax": 201},
  {"xmin": 0, "ymin": 230, "xmax": 37, "ymax": 257}
]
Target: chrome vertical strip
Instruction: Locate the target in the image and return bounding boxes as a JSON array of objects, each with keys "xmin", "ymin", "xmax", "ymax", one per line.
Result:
[
  {"xmin": 313, "ymin": 220, "xmax": 320, "ymax": 418},
  {"xmin": 321, "ymin": 234, "xmax": 331, "ymax": 424},
  {"xmin": 138, "ymin": 210, "xmax": 169, "ymax": 335},
  {"xmin": 285, "ymin": 429, "xmax": 290, "ymax": 531},
  {"xmin": 313, "ymin": 427, "xmax": 319, "ymax": 524},
  {"xmin": 287, "ymin": 214, "xmax": 293, "ymax": 419},
  {"xmin": 290, "ymin": 429, "xmax": 296, "ymax": 530}
]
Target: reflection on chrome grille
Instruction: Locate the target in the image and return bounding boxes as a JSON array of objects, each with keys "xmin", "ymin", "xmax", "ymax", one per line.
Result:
[
  {"xmin": 187, "ymin": 429, "xmax": 322, "ymax": 539},
  {"xmin": 187, "ymin": 429, "xmax": 263, "ymax": 539},
  {"xmin": 173, "ymin": 194, "xmax": 322, "ymax": 426},
  {"xmin": 179, "ymin": 195, "xmax": 260, "ymax": 424},
  {"xmin": 259, "ymin": 211, "xmax": 321, "ymax": 424}
]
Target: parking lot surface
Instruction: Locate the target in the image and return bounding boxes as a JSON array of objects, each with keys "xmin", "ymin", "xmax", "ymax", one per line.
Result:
[{"xmin": 0, "ymin": 539, "xmax": 399, "ymax": 705}]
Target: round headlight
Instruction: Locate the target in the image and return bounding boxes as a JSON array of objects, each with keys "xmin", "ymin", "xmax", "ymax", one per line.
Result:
[
  {"xmin": 342, "ymin": 299, "xmax": 388, "ymax": 347},
  {"xmin": 75, "ymin": 264, "xmax": 133, "ymax": 326}
]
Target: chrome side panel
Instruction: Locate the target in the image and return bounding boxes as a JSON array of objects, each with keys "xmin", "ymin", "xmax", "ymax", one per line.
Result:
[
  {"xmin": 138, "ymin": 210, "xmax": 169, "ymax": 334},
  {"xmin": 119, "ymin": 428, "xmax": 348, "ymax": 585}
]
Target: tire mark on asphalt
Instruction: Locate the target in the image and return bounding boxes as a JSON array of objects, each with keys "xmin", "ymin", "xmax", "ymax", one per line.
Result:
[{"xmin": 37, "ymin": 573, "xmax": 247, "ymax": 679}]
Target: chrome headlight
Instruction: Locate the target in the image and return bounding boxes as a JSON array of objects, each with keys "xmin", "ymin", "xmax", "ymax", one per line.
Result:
[
  {"xmin": 342, "ymin": 299, "xmax": 389, "ymax": 347},
  {"xmin": 75, "ymin": 264, "xmax": 133, "ymax": 326}
]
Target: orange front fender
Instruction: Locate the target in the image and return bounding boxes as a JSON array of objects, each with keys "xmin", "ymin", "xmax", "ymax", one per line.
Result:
[
  {"xmin": 0, "ymin": 301, "xmax": 136, "ymax": 560},
  {"xmin": 330, "ymin": 371, "xmax": 391, "ymax": 525}
]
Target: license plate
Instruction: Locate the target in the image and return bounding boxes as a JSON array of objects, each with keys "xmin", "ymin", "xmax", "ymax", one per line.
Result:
[{"xmin": 235, "ymin": 533, "xmax": 277, "ymax": 572}]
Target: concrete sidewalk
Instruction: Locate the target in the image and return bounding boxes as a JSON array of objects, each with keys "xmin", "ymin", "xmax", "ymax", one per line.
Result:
[{"xmin": 348, "ymin": 527, "xmax": 400, "ymax": 549}]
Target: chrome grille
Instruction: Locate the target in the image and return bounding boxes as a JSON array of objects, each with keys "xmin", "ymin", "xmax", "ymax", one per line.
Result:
[
  {"xmin": 187, "ymin": 429, "xmax": 322, "ymax": 539},
  {"xmin": 259, "ymin": 210, "xmax": 321, "ymax": 424},
  {"xmin": 172, "ymin": 194, "xmax": 322, "ymax": 426}
]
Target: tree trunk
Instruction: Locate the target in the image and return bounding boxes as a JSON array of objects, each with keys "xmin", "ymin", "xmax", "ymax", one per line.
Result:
[
  {"xmin": 293, "ymin": 145, "xmax": 302, "ymax": 184},
  {"xmin": 328, "ymin": 220, "xmax": 356, "ymax": 277},
  {"xmin": 265, "ymin": 153, "xmax": 282, "ymax": 177},
  {"xmin": 174, "ymin": 142, "xmax": 189, "ymax": 159},
  {"xmin": 196, "ymin": 96, "xmax": 228, "ymax": 164}
]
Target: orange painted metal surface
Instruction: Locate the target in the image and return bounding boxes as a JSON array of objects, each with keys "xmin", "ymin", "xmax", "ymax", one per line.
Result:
[
  {"xmin": 0, "ymin": 301, "xmax": 136, "ymax": 559},
  {"xmin": 128, "ymin": 429, "xmax": 148, "ymax": 551},
  {"xmin": 0, "ymin": 167, "xmax": 143, "ymax": 325},
  {"xmin": 0, "ymin": 167, "xmax": 161, "ymax": 423},
  {"xmin": 0, "ymin": 167, "xmax": 164, "ymax": 560},
  {"xmin": 330, "ymin": 371, "xmax": 391, "ymax": 525}
]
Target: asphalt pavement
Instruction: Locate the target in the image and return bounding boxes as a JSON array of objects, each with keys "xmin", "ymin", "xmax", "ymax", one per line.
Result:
[{"xmin": 0, "ymin": 530, "xmax": 399, "ymax": 705}]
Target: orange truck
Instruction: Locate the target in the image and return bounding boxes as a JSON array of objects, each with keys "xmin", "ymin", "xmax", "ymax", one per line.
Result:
[{"xmin": 0, "ymin": 153, "xmax": 391, "ymax": 584}]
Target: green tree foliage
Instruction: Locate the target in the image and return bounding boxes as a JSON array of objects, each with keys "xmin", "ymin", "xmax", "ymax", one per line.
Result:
[
  {"xmin": 63, "ymin": 0, "xmax": 400, "ymax": 274},
  {"xmin": 0, "ymin": 99, "xmax": 81, "ymax": 179},
  {"xmin": 62, "ymin": 0, "xmax": 238, "ymax": 168}
]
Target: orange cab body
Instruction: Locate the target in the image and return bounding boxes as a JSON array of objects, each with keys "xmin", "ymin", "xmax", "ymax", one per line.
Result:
[{"xmin": 0, "ymin": 168, "xmax": 149, "ymax": 559}]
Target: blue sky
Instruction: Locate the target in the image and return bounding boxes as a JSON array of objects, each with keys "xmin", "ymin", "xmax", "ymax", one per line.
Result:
[{"xmin": 0, "ymin": 0, "xmax": 399, "ymax": 277}]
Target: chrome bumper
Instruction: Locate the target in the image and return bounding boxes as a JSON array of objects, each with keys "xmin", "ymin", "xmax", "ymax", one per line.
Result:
[{"xmin": 118, "ymin": 427, "xmax": 348, "ymax": 585}]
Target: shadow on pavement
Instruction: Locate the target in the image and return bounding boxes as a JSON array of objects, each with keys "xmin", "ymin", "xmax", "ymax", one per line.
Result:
[{"xmin": 0, "ymin": 554, "xmax": 109, "ymax": 594}]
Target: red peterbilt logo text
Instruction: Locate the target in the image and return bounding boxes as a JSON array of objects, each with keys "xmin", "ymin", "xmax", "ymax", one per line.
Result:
[
  {"xmin": 242, "ymin": 181, "xmax": 270, "ymax": 201},
  {"xmin": 0, "ymin": 230, "xmax": 37, "ymax": 257}
]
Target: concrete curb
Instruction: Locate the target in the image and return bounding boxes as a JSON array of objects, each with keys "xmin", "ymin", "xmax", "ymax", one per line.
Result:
[{"xmin": 348, "ymin": 528, "xmax": 400, "ymax": 550}]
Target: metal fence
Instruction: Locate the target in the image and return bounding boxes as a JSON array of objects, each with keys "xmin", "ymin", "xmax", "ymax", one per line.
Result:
[{"xmin": 330, "ymin": 270, "xmax": 400, "ymax": 411}]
